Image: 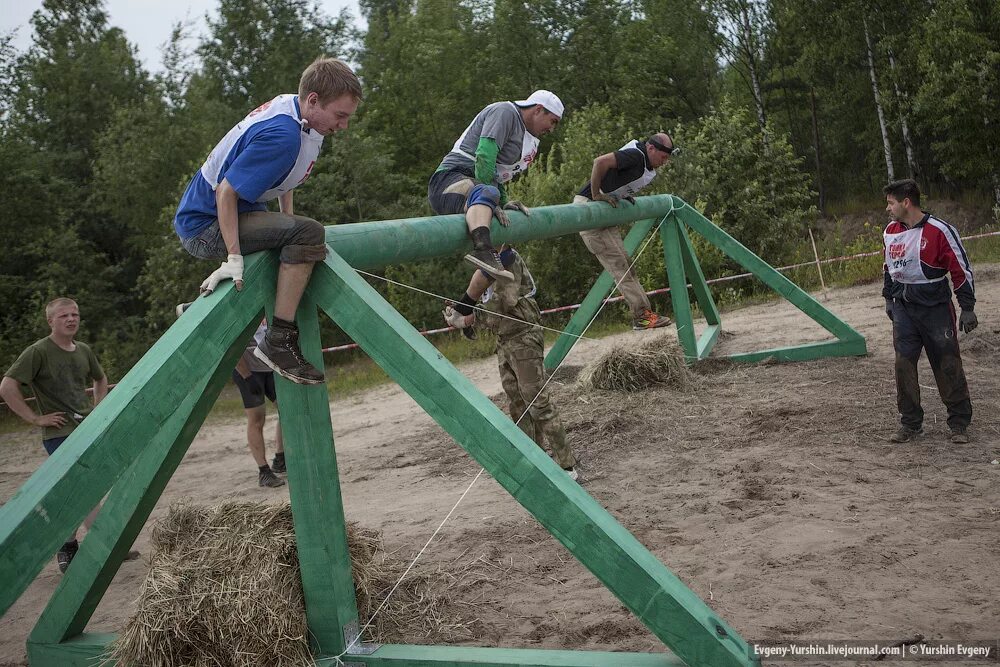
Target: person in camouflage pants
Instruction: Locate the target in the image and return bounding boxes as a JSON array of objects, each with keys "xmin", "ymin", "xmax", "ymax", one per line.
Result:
[{"xmin": 448, "ymin": 247, "xmax": 578, "ymax": 480}]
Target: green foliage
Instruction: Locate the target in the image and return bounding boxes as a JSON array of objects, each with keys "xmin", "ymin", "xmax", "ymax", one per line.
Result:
[{"xmin": 664, "ymin": 98, "xmax": 817, "ymax": 266}]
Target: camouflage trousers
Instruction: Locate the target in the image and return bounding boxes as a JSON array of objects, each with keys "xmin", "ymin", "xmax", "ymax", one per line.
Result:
[{"xmin": 497, "ymin": 331, "xmax": 576, "ymax": 469}]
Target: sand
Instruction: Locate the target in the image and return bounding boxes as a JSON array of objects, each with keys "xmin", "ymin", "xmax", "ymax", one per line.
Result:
[{"xmin": 1, "ymin": 272, "xmax": 998, "ymax": 667}]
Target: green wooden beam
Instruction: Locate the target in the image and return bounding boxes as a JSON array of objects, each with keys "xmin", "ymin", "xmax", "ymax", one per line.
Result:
[
  {"xmin": 0, "ymin": 253, "xmax": 276, "ymax": 618},
  {"xmin": 696, "ymin": 325, "xmax": 722, "ymax": 361},
  {"xmin": 324, "ymin": 196, "xmax": 679, "ymax": 270},
  {"xmin": 675, "ymin": 204, "xmax": 865, "ymax": 348},
  {"xmin": 661, "ymin": 217, "xmax": 698, "ymax": 359},
  {"xmin": 331, "ymin": 643, "xmax": 686, "ymax": 666},
  {"xmin": 544, "ymin": 218, "xmax": 660, "ymax": 370},
  {"xmin": 29, "ymin": 313, "xmax": 262, "ymax": 643},
  {"xmin": 26, "ymin": 633, "xmax": 114, "ymax": 667},
  {"xmin": 308, "ymin": 249, "xmax": 757, "ymax": 667},
  {"xmin": 271, "ymin": 295, "xmax": 361, "ymax": 656},
  {"xmin": 24, "ymin": 634, "xmax": 688, "ymax": 667},
  {"xmin": 724, "ymin": 338, "xmax": 868, "ymax": 363},
  {"xmin": 677, "ymin": 223, "xmax": 720, "ymax": 327}
]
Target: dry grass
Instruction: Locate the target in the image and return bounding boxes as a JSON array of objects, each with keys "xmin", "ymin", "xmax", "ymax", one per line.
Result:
[
  {"xmin": 578, "ymin": 334, "xmax": 693, "ymax": 392},
  {"xmin": 108, "ymin": 500, "xmax": 498, "ymax": 667}
]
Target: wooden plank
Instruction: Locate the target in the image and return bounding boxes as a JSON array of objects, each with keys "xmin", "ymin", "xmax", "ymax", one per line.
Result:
[
  {"xmin": 24, "ymin": 634, "xmax": 687, "ymax": 667},
  {"xmin": 660, "ymin": 217, "xmax": 697, "ymax": 359},
  {"xmin": 696, "ymin": 325, "xmax": 721, "ymax": 361},
  {"xmin": 677, "ymin": 223, "xmax": 721, "ymax": 326},
  {"xmin": 675, "ymin": 205, "xmax": 866, "ymax": 348},
  {"xmin": 725, "ymin": 338, "xmax": 868, "ymax": 364},
  {"xmin": 332, "ymin": 643, "xmax": 686, "ymax": 666},
  {"xmin": 311, "ymin": 250, "xmax": 758, "ymax": 667},
  {"xmin": 544, "ymin": 218, "xmax": 659, "ymax": 370},
  {"xmin": 26, "ymin": 633, "xmax": 115, "ymax": 667},
  {"xmin": 0, "ymin": 253, "xmax": 277, "ymax": 617},
  {"xmin": 271, "ymin": 295, "xmax": 360, "ymax": 656},
  {"xmin": 29, "ymin": 314, "xmax": 262, "ymax": 643}
]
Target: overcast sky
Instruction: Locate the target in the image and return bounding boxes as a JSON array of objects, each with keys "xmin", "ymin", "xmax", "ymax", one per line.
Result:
[{"xmin": 2, "ymin": 0, "xmax": 362, "ymax": 73}]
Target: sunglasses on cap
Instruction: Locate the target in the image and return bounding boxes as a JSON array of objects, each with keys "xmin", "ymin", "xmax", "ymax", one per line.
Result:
[{"xmin": 648, "ymin": 138, "xmax": 677, "ymax": 155}]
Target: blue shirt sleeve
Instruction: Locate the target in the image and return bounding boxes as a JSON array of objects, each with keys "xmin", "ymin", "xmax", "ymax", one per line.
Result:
[{"xmin": 223, "ymin": 122, "xmax": 301, "ymax": 203}]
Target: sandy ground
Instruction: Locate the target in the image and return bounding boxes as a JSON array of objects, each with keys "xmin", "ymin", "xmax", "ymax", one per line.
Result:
[{"xmin": 2, "ymin": 271, "xmax": 999, "ymax": 667}]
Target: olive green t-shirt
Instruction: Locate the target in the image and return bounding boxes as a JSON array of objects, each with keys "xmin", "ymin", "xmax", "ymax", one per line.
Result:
[{"xmin": 4, "ymin": 337, "xmax": 105, "ymax": 439}]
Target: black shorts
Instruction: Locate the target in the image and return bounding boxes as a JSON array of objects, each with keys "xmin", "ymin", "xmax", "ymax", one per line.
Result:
[{"xmin": 232, "ymin": 370, "xmax": 277, "ymax": 409}]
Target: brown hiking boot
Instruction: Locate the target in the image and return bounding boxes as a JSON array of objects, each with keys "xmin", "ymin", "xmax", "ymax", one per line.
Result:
[
  {"xmin": 889, "ymin": 425, "xmax": 923, "ymax": 443},
  {"xmin": 633, "ymin": 309, "xmax": 672, "ymax": 330},
  {"xmin": 254, "ymin": 320, "xmax": 324, "ymax": 385},
  {"xmin": 949, "ymin": 428, "xmax": 970, "ymax": 444}
]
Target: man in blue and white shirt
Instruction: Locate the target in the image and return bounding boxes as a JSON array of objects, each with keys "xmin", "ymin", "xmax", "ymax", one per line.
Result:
[{"xmin": 174, "ymin": 57, "xmax": 362, "ymax": 384}]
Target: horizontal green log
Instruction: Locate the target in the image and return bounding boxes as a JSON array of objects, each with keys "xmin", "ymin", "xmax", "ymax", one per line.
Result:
[{"xmin": 324, "ymin": 195, "xmax": 679, "ymax": 269}]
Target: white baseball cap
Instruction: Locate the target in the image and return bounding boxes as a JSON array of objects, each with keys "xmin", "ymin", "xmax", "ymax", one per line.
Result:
[{"xmin": 514, "ymin": 90, "xmax": 564, "ymax": 118}]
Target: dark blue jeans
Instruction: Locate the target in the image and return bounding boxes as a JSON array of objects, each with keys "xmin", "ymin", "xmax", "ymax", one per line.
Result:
[
  {"xmin": 43, "ymin": 435, "xmax": 69, "ymax": 455},
  {"xmin": 891, "ymin": 299, "xmax": 972, "ymax": 430}
]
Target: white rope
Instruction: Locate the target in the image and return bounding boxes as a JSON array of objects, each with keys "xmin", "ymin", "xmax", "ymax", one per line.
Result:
[
  {"xmin": 354, "ymin": 269, "xmax": 597, "ymax": 342},
  {"xmin": 336, "ymin": 211, "xmax": 675, "ymax": 659}
]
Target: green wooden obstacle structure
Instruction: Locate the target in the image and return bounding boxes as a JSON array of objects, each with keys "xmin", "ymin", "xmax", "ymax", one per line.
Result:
[
  {"xmin": 545, "ymin": 198, "xmax": 867, "ymax": 368},
  {"xmin": 0, "ymin": 194, "xmax": 861, "ymax": 667}
]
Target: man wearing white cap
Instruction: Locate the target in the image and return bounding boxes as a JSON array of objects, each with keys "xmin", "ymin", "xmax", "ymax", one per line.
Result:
[{"xmin": 429, "ymin": 90, "xmax": 563, "ymax": 290}]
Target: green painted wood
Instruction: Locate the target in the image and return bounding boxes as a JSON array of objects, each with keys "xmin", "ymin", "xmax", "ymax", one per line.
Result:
[
  {"xmin": 270, "ymin": 295, "xmax": 360, "ymax": 656},
  {"xmin": 308, "ymin": 250, "xmax": 757, "ymax": 667},
  {"xmin": 324, "ymin": 196, "xmax": 679, "ymax": 270},
  {"xmin": 29, "ymin": 314, "xmax": 262, "ymax": 643},
  {"xmin": 725, "ymin": 338, "xmax": 868, "ymax": 363},
  {"xmin": 331, "ymin": 643, "xmax": 686, "ymax": 666},
  {"xmin": 544, "ymin": 218, "xmax": 660, "ymax": 370},
  {"xmin": 26, "ymin": 633, "xmax": 115, "ymax": 667},
  {"xmin": 0, "ymin": 252, "xmax": 277, "ymax": 618},
  {"xmin": 675, "ymin": 204, "xmax": 866, "ymax": 348},
  {"xmin": 677, "ymin": 223, "xmax": 720, "ymax": 327},
  {"xmin": 24, "ymin": 633, "xmax": 687, "ymax": 667},
  {"xmin": 661, "ymin": 217, "xmax": 698, "ymax": 359},
  {"xmin": 696, "ymin": 325, "xmax": 722, "ymax": 361}
]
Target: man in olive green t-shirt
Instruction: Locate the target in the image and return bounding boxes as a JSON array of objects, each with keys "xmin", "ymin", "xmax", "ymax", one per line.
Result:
[{"xmin": 1, "ymin": 297, "xmax": 137, "ymax": 572}]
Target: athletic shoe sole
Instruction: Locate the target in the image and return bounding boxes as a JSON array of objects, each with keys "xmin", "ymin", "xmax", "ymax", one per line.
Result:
[
  {"xmin": 463, "ymin": 253, "xmax": 514, "ymax": 282},
  {"xmin": 253, "ymin": 347, "xmax": 325, "ymax": 385}
]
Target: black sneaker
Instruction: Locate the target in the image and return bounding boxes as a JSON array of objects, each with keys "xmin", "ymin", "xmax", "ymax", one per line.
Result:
[
  {"xmin": 254, "ymin": 322, "xmax": 324, "ymax": 385},
  {"xmin": 462, "ymin": 326, "xmax": 478, "ymax": 341},
  {"xmin": 57, "ymin": 539, "xmax": 79, "ymax": 573},
  {"xmin": 271, "ymin": 452, "xmax": 286, "ymax": 473},
  {"xmin": 464, "ymin": 248, "xmax": 514, "ymax": 282},
  {"xmin": 890, "ymin": 425, "xmax": 923, "ymax": 443},
  {"xmin": 259, "ymin": 467, "xmax": 286, "ymax": 488},
  {"xmin": 175, "ymin": 301, "xmax": 193, "ymax": 318}
]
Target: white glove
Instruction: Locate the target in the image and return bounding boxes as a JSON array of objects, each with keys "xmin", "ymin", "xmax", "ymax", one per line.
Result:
[
  {"xmin": 200, "ymin": 254, "xmax": 244, "ymax": 293},
  {"xmin": 443, "ymin": 305, "xmax": 475, "ymax": 329}
]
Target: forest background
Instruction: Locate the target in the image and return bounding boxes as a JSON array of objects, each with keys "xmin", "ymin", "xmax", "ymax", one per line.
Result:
[{"xmin": 1, "ymin": 0, "xmax": 998, "ymax": 381}]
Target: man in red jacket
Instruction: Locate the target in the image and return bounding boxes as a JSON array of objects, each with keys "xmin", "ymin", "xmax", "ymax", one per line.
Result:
[{"xmin": 882, "ymin": 179, "xmax": 978, "ymax": 444}]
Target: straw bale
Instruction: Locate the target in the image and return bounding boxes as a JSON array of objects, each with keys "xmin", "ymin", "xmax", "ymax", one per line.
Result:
[
  {"xmin": 579, "ymin": 334, "xmax": 692, "ymax": 392},
  {"xmin": 109, "ymin": 500, "xmax": 488, "ymax": 667}
]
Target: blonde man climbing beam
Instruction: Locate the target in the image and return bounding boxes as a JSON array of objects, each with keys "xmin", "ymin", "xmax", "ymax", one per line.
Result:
[
  {"xmin": 430, "ymin": 91, "xmax": 562, "ymax": 334},
  {"xmin": 575, "ymin": 133, "xmax": 676, "ymax": 330},
  {"xmin": 173, "ymin": 57, "xmax": 362, "ymax": 385}
]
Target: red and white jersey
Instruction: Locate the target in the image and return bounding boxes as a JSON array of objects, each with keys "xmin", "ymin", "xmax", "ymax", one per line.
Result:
[
  {"xmin": 882, "ymin": 213, "xmax": 975, "ymax": 309},
  {"xmin": 883, "ymin": 215, "xmax": 973, "ymax": 288}
]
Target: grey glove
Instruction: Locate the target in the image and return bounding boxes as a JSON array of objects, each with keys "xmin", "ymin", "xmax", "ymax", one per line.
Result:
[
  {"xmin": 885, "ymin": 298, "xmax": 893, "ymax": 321},
  {"xmin": 503, "ymin": 200, "xmax": 530, "ymax": 216},
  {"xmin": 959, "ymin": 309, "xmax": 978, "ymax": 333}
]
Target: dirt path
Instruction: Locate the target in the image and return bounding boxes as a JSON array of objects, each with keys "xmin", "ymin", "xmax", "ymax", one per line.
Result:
[{"xmin": 2, "ymin": 272, "xmax": 999, "ymax": 666}]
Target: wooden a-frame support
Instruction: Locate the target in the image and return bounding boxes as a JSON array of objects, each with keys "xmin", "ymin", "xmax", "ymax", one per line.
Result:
[
  {"xmin": 545, "ymin": 202, "xmax": 866, "ymax": 369},
  {"xmin": 0, "ymin": 200, "xmax": 790, "ymax": 667}
]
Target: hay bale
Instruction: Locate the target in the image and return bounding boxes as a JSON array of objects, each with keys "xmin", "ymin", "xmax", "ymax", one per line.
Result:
[
  {"xmin": 109, "ymin": 500, "xmax": 482, "ymax": 667},
  {"xmin": 580, "ymin": 335, "xmax": 692, "ymax": 392}
]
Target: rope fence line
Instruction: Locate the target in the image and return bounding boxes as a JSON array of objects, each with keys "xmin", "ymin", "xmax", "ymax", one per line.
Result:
[
  {"xmin": 4, "ymin": 229, "xmax": 998, "ymax": 410},
  {"xmin": 321, "ymin": 228, "xmax": 1000, "ymax": 353}
]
